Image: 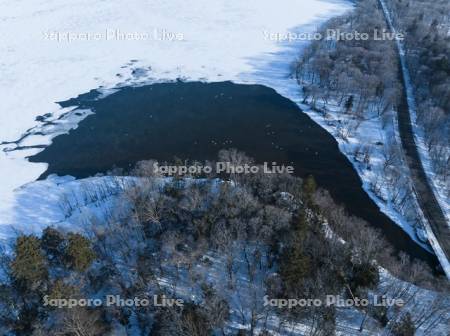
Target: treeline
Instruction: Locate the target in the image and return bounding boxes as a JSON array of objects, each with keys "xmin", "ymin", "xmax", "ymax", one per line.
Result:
[
  {"xmin": 294, "ymin": 0, "xmax": 424, "ymax": 228},
  {"xmin": 0, "ymin": 150, "xmax": 448, "ymax": 335},
  {"xmin": 295, "ymin": 0, "xmax": 401, "ymax": 125},
  {"xmin": 384, "ymin": 0, "xmax": 450, "ymax": 185}
]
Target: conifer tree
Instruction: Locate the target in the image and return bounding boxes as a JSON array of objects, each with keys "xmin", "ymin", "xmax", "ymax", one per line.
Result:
[
  {"xmin": 11, "ymin": 235, "xmax": 48, "ymax": 290},
  {"xmin": 64, "ymin": 233, "xmax": 96, "ymax": 272}
]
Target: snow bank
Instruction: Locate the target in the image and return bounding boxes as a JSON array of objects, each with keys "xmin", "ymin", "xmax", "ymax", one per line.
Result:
[{"xmin": 0, "ymin": 175, "xmax": 127, "ymax": 242}]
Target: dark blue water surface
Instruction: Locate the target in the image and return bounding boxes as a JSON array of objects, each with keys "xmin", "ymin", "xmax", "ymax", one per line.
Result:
[{"xmin": 30, "ymin": 81, "xmax": 438, "ymax": 268}]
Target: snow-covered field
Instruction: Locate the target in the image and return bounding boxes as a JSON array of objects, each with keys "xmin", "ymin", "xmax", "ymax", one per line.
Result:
[{"xmin": 0, "ymin": 0, "xmax": 352, "ymax": 236}]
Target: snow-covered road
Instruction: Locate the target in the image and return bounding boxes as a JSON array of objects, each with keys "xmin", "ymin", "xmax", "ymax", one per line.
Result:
[{"xmin": 378, "ymin": 0, "xmax": 450, "ymax": 279}]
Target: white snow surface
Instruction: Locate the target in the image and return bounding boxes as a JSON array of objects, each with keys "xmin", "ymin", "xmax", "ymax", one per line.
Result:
[
  {"xmin": 0, "ymin": 174, "xmax": 128, "ymax": 242},
  {"xmin": 0, "ymin": 0, "xmax": 352, "ymax": 233}
]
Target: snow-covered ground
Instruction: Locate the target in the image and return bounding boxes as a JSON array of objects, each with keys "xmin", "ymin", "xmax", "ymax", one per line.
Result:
[
  {"xmin": 298, "ymin": 98, "xmax": 432, "ymax": 251},
  {"xmin": 378, "ymin": 0, "xmax": 450, "ymax": 226},
  {"xmin": 0, "ymin": 175, "xmax": 128, "ymax": 242},
  {"xmin": 378, "ymin": 0, "xmax": 450, "ymax": 278},
  {"xmin": 2, "ymin": 175, "xmax": 447, "ymax": 334},
  {"xmin": 0, "ymin": 0, "xmax": 351, "ymax": 235}
]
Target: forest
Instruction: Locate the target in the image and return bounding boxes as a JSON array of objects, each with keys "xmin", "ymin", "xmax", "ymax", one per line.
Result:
[
  {"xmin": 0, "ymin": 150, "xmax": 448, "ymax": 335},
  {"xmin": 295, "ymin": 0, "xmax": 449, "ymax": 196},
  {"xmin": 385, "ymin": 0, "xmax": 449, "ymax": 181}
]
